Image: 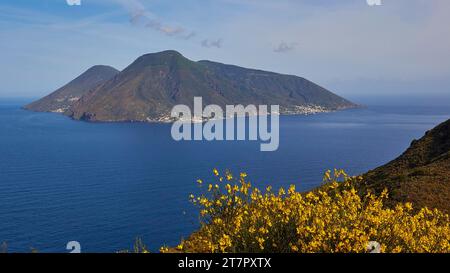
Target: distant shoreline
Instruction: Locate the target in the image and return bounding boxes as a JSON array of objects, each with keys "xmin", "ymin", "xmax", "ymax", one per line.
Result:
[{"xmin": 22, "ymin": 104, "xmax": 361, "ymax": 124}]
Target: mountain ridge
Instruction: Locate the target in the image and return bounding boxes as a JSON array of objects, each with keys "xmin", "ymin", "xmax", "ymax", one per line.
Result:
[
  {"xmin": 24, "ymin": 65, "xmax": 120, "ymax": 113},
  {"xmin": 26, "ymin": 50, "xmax": 357, "ymax": 122},
  {"xmin": 361, "ymin": 119, "xmax": 450, "ymax": 214}
]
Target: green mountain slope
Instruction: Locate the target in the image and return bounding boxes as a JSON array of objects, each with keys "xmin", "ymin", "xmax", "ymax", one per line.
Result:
[
  {"xmin": 65, "ymin": 50, "xmax": 356, "ymax": 122},
  {"xmin": 362, "ymin": 119, "xmax": 450, "ymax": 214}
]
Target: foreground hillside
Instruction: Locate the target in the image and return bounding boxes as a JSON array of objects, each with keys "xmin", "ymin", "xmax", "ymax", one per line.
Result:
[
  {"xmin": 165, "ymin": 169, "xmax": 449, "ymax": 253},
  {"xmin": 25, "ymin": 50, "xmax": 356, "ymax": 122},
  {"xmin": 362, "ymin": 119, "xmax": 450, "ymax": 214},
  {"xmin": 166, "ymin": 120, "xmax": 450, "ymax": 253}
]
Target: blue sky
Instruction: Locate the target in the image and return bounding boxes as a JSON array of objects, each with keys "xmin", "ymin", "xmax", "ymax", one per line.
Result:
[{"xmin": 1, "ymin": 0, "xmax": 449, "ymax": 105}]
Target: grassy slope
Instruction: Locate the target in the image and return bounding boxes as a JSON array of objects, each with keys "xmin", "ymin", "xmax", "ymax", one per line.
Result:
[{"xmin": 361, "ymin": 119, "xmax": 450, "ymax": 214}]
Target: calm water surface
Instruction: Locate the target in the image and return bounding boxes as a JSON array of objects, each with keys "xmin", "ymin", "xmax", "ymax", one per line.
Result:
[{"xmin": 0, "ymin": 99, "xmax": 449, "ymax": 252}]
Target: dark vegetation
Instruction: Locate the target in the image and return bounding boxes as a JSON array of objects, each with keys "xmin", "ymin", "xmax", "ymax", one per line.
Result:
[{"xmin": 361, "ymin": 119, "xmax": 450, "ymax": 214}]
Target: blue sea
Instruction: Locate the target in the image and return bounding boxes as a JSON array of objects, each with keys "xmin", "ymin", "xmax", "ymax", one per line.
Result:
[{"xmin": 0, "ymin": 99, "xmax": 449, "ymax": 252}]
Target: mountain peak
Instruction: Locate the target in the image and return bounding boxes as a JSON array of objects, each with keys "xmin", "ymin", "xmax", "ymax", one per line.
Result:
[
  {"xmin": 127, "ymin": 50, "xmax": 192, "ymax": 70},
  {"xmin": 142, "ymin": 50, "xmax": 185, "ymax": 61},
  {"xmin": 24, "ymin": 65, "xmax": 119, "ymax": 113},
  {"xmin": 156, "ymin": 50, "xmax": 183, "ymax": 56},
  {"xmin": 86, "ymin": 65, "xmax": 119, "ymax": 73}
]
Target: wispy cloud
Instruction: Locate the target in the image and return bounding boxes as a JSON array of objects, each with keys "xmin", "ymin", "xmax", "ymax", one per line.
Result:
[
  {"xmin": 115, "ymin": 0, "xmax": 196, "ymax": 39},
  {"xmin": 201, "ymin": 39, "xmax": 223, "ymax": 48},
  {"xmin": 2, "ymin": 0, "xmax": 450, "ymax": 98},
  {"xmin": 273, "ymin": 42, "xmax": 297, "ymax": 53}
]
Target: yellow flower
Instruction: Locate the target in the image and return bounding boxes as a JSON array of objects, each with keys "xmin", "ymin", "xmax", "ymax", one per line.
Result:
[
  {"xmin": 257, "ymin": 237, "xmax": 265, "ymax": 250},
  {"xmin": 172, "ymin": 169, "xmax": 450, "ymax": 254},
  {"xmin": 288, "ymin": 185, "xmax": 296, "ymax": 195},
  {"xmin": 159, "ymin": 246, "xmax": 169, "ymax": 253},
  {"xmin": 218, "ymin": 234, "xmax": 232, "ymax": 252}
]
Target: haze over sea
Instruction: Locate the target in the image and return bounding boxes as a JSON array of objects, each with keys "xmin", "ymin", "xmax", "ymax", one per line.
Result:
[{"xmin": 0, "ymin": 98, "xmax": 449, "ymax": 252}]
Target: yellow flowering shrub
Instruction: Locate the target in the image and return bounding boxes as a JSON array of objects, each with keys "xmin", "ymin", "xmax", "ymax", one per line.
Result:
[{"xmin": 174, "ymin": 169, "xmax": 450, "ymax": 253}]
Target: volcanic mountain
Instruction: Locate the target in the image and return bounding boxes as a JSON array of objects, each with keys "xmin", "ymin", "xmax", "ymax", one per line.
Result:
[
  {"xmin": 362, "ymin": 119, "xmax": 450, "ymax": 214},
  {"xmin": 24, "ymin": 65, "xmax": 119, "ymax": 113},
  {"xmin": 27, "ymin": 50, "xmax": 357, "ymax": 122}
]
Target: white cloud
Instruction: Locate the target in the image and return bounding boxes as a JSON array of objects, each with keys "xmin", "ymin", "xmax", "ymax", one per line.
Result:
[
  {"xmin": 274, "ymin": 42, "xmax": 297, "ymax": 53},
  {"xmin": 115, "ymin": 0, "xmax": 195, "ymax": 39},
  {"xmin": 201, "ymin": 39, "xmax": 223, "ymax": 48}
]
